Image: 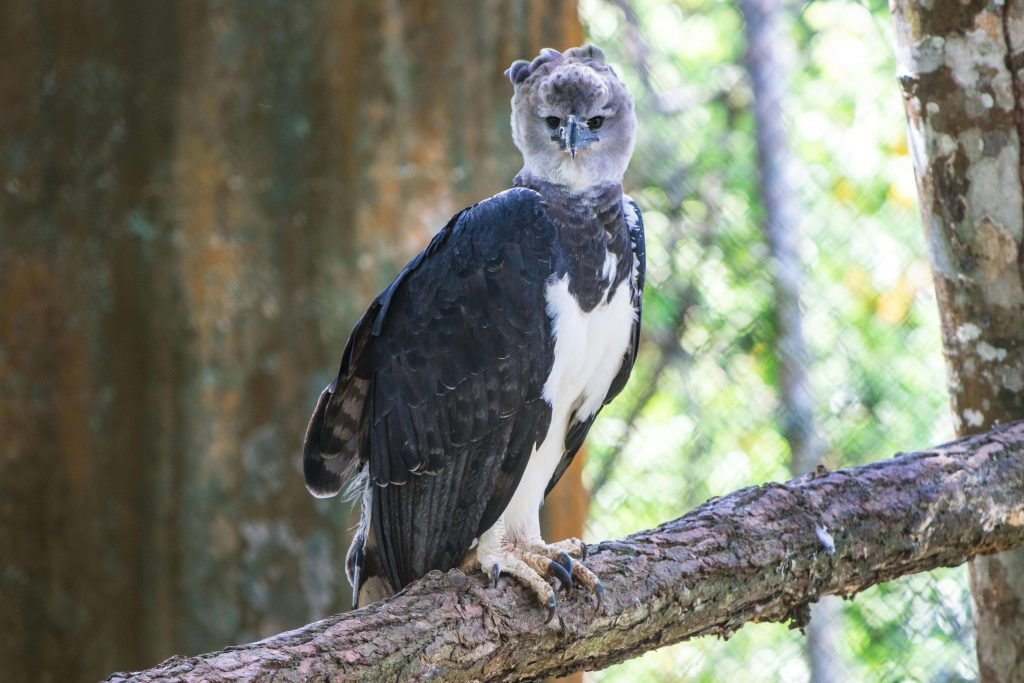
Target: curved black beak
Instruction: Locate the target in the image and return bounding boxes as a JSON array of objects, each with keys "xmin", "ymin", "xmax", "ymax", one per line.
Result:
[{"xmin": 558, "ymin": 114, "xmax": 599, "ymax": 159}]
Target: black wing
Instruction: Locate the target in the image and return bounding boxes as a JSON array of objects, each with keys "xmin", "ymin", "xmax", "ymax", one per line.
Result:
[
  {"xmin": 304, "ymin": 188, "xmax": 558, "ymax": 591},
  {"xmin": 544, "ymin": 196, "xmax": 646, "ymax": 496}
]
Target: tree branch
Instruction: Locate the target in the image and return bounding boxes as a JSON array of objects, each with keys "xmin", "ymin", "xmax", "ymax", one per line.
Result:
[{"xmin": 106, "ymin": 422, "xmax": 1024, "ymax": 682}]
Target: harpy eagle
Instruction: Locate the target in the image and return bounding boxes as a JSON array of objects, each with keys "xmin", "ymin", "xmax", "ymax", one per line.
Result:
[{"xmin": 303, "ymin": 45, "xmax": 644, "ymax": 618}]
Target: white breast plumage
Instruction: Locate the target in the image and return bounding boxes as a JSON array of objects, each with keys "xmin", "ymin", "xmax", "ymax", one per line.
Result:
[
  {"xmin": 541, "ymin": 273, "xmax": 635, "ymax": 419},
  {"xmin": 501, "ymin": 262, "xmax": 636, "ymax": 539}
]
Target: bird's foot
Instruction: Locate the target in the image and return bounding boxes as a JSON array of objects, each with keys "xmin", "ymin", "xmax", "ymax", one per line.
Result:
[
  {"xmin": 524, "ymin": 538, "xmax": 603, "ymax": 604},
  {"xmin": 470, "ymin": 527, "xmax": 602, "ymax": 621}
]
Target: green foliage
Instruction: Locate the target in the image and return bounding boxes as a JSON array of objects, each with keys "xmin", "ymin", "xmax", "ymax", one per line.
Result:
[{"xmin": 581, "ymin": 0, "xmax": 969, "ymax": 679}]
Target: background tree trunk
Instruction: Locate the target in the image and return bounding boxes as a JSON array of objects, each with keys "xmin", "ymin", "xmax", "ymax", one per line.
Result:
[
  {"xmin": 0, "ymin": 3, "xmax": 581, "ymax": 681},
  {"xmin": 739, "ymin": 0, "xmax": 842, "ymax": 680},
  {"xmin": 891, "ymin": 1, "xmax": 1024, "ymax": 679}
]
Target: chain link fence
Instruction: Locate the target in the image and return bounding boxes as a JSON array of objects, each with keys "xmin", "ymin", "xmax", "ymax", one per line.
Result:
[{"xmin": 579, "ymin": 0, "xmax": 974, "ymax": 680}]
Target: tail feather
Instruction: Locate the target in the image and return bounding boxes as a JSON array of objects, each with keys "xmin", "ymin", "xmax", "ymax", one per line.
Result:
[{"xmin": 303, "ymin": 385, "xmax": 348, "ymax": 497}]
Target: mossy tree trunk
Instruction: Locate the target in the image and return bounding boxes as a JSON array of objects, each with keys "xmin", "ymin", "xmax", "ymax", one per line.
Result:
[
  {"xmin": 890, "ymin": 1, "xmax": 1024, "ymax": 679},
  {"xmin": 0, "ymin": 2, "xmax": 581, "ymax": 681}
]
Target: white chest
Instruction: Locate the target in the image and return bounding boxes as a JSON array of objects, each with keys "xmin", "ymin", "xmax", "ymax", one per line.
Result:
[
  {"xmin": 499, "ymin": 271, "xmax": 636, "ymax": 538},
  {"xmin": 542, "ymin": 273, "xmax": 636, "ymax": 421}
]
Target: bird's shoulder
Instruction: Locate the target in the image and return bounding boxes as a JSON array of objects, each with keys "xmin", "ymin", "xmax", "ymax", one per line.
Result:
[
  {"xmin": 622, "ymin": 193, "xmax": 646, "ymax": 289},
  {"xmin": 472, "ymin": 185, "xmax": 547, "ymax": 215},
  {"xmin": 368, "ymin": 187, "xmax": 555, "ymax": 332},
  {"xmin": 452, "ymin": 187, "xmax": 555, "ymax": 251},
  {"xmin": 622, "ymin": 193, "xmax": 642, "ymax": 229}
]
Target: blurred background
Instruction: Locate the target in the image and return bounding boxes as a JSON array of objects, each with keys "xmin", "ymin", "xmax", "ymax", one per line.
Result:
[{"xmin": 0, "ymin": 1, "xmax": 970, "ymax": 682}]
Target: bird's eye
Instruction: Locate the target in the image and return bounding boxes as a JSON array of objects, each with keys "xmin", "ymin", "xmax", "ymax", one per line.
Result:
[
  {"xmin": 545, "ymin": 116, "xmax": 561, "ymax": 129},
  {"xmin": 587, "ymin": 116, "xmax": 604, "ymax": 131}
]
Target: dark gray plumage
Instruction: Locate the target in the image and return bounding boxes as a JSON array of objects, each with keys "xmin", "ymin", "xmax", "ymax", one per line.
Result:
[{"xmin": 304, "ymin": 45, "xmax": 644, "ymax": 615}]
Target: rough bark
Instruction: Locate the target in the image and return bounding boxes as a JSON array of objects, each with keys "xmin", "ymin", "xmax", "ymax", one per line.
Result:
[
  {"xmin": 0, "ymin": 3, "xmax": 580, "ymax": 681},
  {"xmin": 104, "ymin": 422, "xmax": 1024, "ymax": 682},
  {"xmin": 891, "ymin": 1, "xmax": 1024, "ymax": 679},
  {"xmin": 739, "ymin": 0, "xmax": 840, "ymax": 680}
]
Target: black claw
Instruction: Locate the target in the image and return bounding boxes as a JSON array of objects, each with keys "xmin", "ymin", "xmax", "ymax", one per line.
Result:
[
  {"xmin": 580, "ymin": 541, "xmax": 588, "ymax": 562},
  {"xmin": 594, "ymin": 581, "xmax": 605, "ymax": 612},
  {"xmin": 556, "ymin": 552, "xmax": 574, "ymax": 581},
  {"xmin": 546, "ymin": 593, "xmax": 558, "ymax": 623},
  {"xmin": 549, "ymin": 557, "xmax": 573, "ymax": 591},
  {"xmin": 491, "ymin": 563, "xmax": 501, "ymax": 588}
]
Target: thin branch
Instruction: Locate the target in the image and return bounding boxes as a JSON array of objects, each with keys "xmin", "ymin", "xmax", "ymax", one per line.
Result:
[{"xmin": 106, "ymin": 421, "xmax": 1024, "ymax": 683}]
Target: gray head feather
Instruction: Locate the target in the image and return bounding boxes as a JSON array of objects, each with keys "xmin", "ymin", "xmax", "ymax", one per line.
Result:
[
  {"xmin": 507, "ymin": 45, "xmax": 635, "ymax": 191},
  {"xmin": 505, "ymin": 46, "xmax": 607, "ymax": 85}
]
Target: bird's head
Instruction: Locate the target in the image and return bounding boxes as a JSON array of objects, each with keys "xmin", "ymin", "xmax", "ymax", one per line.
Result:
[{"xmin": 507, "ymin": 45, "xmax": 636, "ymax": 191}]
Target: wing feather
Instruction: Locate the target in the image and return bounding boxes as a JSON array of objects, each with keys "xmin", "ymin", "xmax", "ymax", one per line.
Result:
[{"xmin": 308, "ymin": 188, "xmax": 558, "ymax": 591}]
